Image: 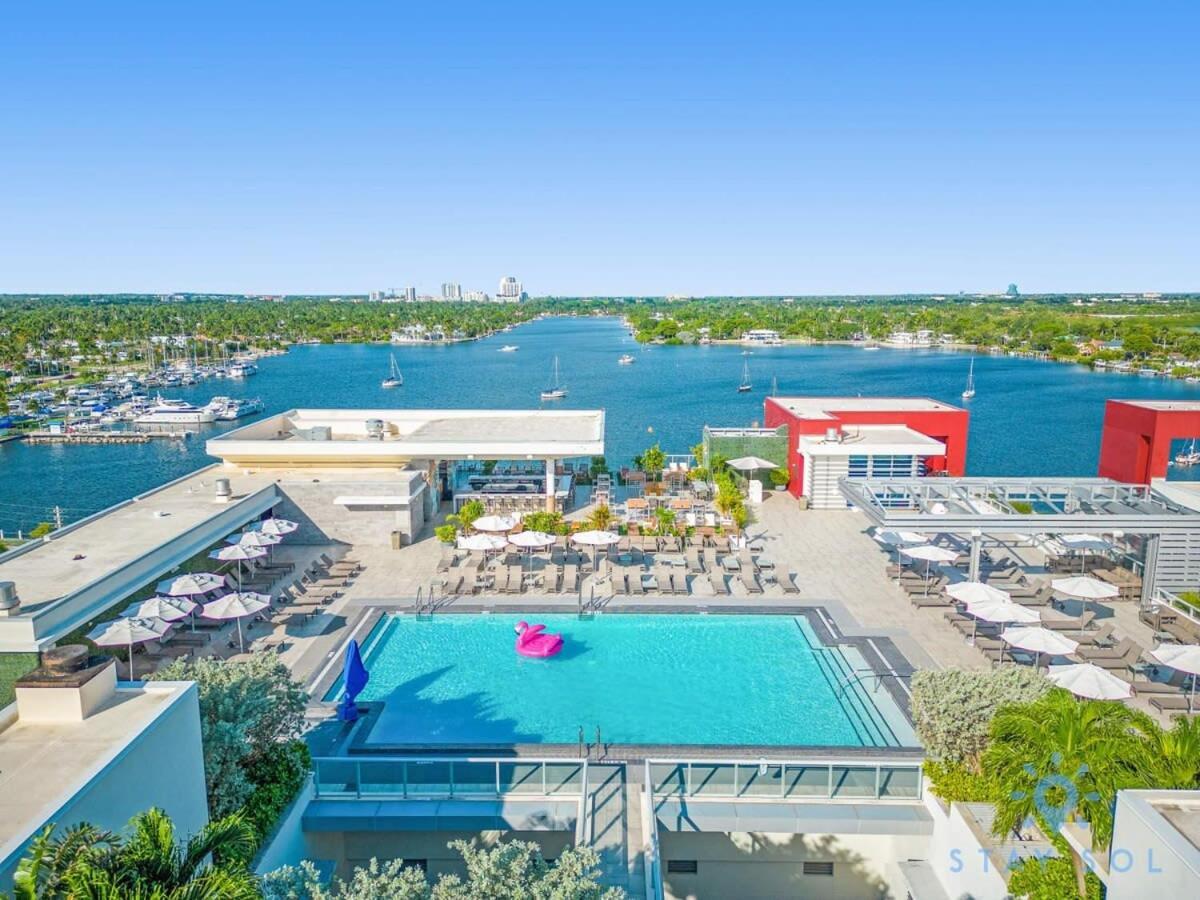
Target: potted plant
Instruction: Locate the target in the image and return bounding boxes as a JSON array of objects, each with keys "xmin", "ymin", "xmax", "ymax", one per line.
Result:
[{"xmin": 769, "ymin": 467, "xmax": 790, "ymax": 492}]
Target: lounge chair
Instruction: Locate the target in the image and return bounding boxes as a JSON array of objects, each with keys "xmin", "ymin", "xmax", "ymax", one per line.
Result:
[
  {"xmin": 629, "ymin": 571, "xmax": 646, "ymax": 595},
  {"xmin": 708, "ymin": 570, "xmax": 730, "ymax": 595},
  {"xmin": 776, "ymin": 569, "xmax": 800, "ymax": 595},
  {"xmin": 561, "ymin": 564, "xmax": 579, "ymax": 594},
  {"xmin": 686, "ymin": 547, "xmax": 705, "ymax": 573},
  {"xmin": 672, "ymin": 572, "xmax": 688, "ymax": 595},
  {"xmin": 1072, "ymin": 623, "xmax": 1116, "ymax": 646},
  {"xmin": 910, "ymin": 593, "xmax": 952, "ymax": 608},
  {"xmin": 1130, "ymin": 678, "xmax": 1185, "ymax": 696},
  {"xmin": 1150, "ymin": 695, "xmax": 1199, "ymax": 713},
  {"xmin": 1043, "ymin": 610, "xmax": 1096, "ymax": 632},
  {"xmin": 739, "ymin": 568, "xmax": 763, "ymax": 594},
  {"xmin": 1076, "ymin": 638, "xmax": 1137, "ymax": 660},
  {"xmin": 443, "ymin": 571, "xmax": 466, "ymax": 596}
]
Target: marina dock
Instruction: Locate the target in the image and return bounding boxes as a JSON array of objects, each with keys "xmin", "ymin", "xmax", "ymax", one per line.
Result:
[{"xmin": 22, "ymin": 430, "xmax": 190, "ymax": 445}]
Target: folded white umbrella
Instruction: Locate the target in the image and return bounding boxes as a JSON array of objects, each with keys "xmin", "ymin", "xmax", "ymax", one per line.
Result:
[
  {"xmin": 457, "ymin": 533, "xmax": 508, "ymax": 552},
  {"xmin": 202, "ymin": 592, "xmax": 271, "ymax": 653},
  {"xmin": 1002, "ymin": 626, "xmax": 1080, "ymax": 669},
  {"xmin": 901, "ymin": 544, "xmax": 959, "ymax": 595},
  {"xmin": 1149, "ymin": 643, "xmax": 1200, "ymax": 712},
  {"xmin": 1051, "ymin": 575, "xmax": 1120, "ymax": 601},
  {"xmin": 244, "ymin": 517, "xmax": 299, "ymax": 537},
  {"xmin": 156, "ymin": 572, "xmax": 224, "ymax": 597},
  {"xmin": 87, "ymin": 616, "xmax": 171, "ymax": 679},
  {"xmin": 1046, "ymin": 663, "xmax": 1133, "ymax": 700},
  {"xmin": 473, "ymin": 515, "xmax": 518, "ymax": 533}
]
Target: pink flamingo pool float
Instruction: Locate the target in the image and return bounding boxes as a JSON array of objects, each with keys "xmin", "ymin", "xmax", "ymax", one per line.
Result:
[{"xmin": 514, "ymin": 621, "xmax": 564, "ymax": 658}]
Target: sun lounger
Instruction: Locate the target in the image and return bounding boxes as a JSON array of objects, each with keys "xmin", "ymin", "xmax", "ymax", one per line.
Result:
[
  {"xmin": 672, "ymin": 572, "xmax": 688, "ymax": 595},
  {"xmin": 1131, "ymin": 679, "xmax": 1185, "ymax": 696},
  {"xmin": 1150, "ymin": 695, "xmax": 1199, "ymax": 713},
  {"xmin": 911, "ymin": 594, "xmax": 952, "ymax": 607},
  {"xmin": 561, "ymin": 564, "xmax": 579, "ymax": 594},
  {"xmin": 686, "ymin": 548, "xmax": 705, "ymax": 573},
  {"xmin": 708, "ymin": 570, "xmax": 729, "ymax": 595},
  {"xmin": 1072, "ymin": 623, "xmax": 1116, "ymax": 646},
  {"xmin": 629, "ymin": 571, "xmax": 646, "ymax": 595},
  {"xmin": 443, "ymin": 572, "xmax": 466, "ymax": 596},
  {"xmin": 1043, "ymin": 610, "xmax": 1096, "ymax": 631},
  {"xmin": 1076, "ymin": 638, "xmax": 1136, "ymax": 660},
  {"xmin": 777, "ymin": 569, "xmax": 800, "ymax": 594},
  {"xmin": 739, "ymin": 569, "xmax": 763, "ymax": 594},
  {"xmin": 722, "ymin": 555, "xmax": 740, "ymax": 573}
]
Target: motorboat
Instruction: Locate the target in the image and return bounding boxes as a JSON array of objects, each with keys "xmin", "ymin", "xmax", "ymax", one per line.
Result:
[
  {"xmin": 618, "ymin": 354, "xmax": 635, "ymax": 365},
  {"xmin": 540, "ymin": 356, "xmax": 567, "ymax": 400},
  {"xmin": 205, "ymin": 396, "xmax": 264, "ymax": 420},
  {"xmin": 135, "ymin": 396, "xmax": 216, "ymax": 425},
  {"xmin": 382, "ymin": 353, "xmax": 403, "ymax": 388},
  {"xmin": 227, "ymin": 362, "xmax": 257, "ymax": 378},
  {"xmin": 499, "ymin": 345, "xmax": 519, "ymax": 352},
  {"xmin": 1176, "ymin": 439, "xmax": 1200, "ymax": 468}
]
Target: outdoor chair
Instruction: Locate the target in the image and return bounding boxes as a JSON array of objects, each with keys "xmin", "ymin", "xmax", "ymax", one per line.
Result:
[
  {"xmin": 629, "ymin": 571, "xmax": 646, "ymax": 595},
  {"xmin": 708, "ymin": 570, "xmax": 730, "ymax": 595},
  {"xmin": 1043, "ymin": 610, "xmax": 1096, "ymax": 632},
  {"xmin": 739, "ymin": 568, "xmax": 763, "ymax": 594},
  {"xmin": 686, "ymin": 547, "xmax": 704, "ymax": 573},
  {"xmin": 671, "ymin": 572, "xmax": 688, "ymax": 595},
  {"xmin": 776, "ymin": 569, "xmax": 800, "ymax": 594},
  {"xmin": 561, "ymin": 564, "xmax": 579, "ymax": 594},
  {"xmin": 1150, "ymin": 695, "xmax": 1199, "ymax": 714}
]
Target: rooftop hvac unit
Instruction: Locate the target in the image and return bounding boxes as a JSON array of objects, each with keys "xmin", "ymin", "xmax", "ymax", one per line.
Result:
[
  {"xmin": 0, "ymin": 580, "xmax": 19, "ymax": 616},
  {"xmin": 365, "ymin": 419, "xmax": 385, "ymax": 440},
  {"xmin": 824, "ymin": 427, "xmax": 842, "ymax": 443},
  {"xmin": 299, "ymin": 425, "xmax": 332, "ymax": 441}
]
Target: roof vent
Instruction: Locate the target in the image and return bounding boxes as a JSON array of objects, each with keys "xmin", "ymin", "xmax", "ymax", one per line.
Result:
[
  {"xmin": 0, "ymin": 580, "xmax": 20, "ymax": 617},
  {"xmin": 214, "ymin": 478, "xmax": 232, "ymax": 503},
  {"xmin": 365, "ymin": 419, "xmax": 385, "ymax": 440},
  {"xmin": 824, "ymin": 427, "xmax": 842, "ymax": 443}
]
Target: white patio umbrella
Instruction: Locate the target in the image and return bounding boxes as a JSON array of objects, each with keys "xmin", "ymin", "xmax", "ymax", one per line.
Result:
[
  {"xmin": 229, "ymin": 531, "xmax": 281, "ymax": 549},
  {"xmin": 509, "ymin": 530, "xmax": 557, "ymax": 575},
  {"xmin": 156, "ymin": 572, "xmax": 224, "ymax": 597},
  {"xmin": 725, "ymin": 456, "xmax": 778, "ymax": 474},
  {"xmin": 946, "ymin": 581, "xmax": 1012, "ymax": 606},
  {"xmin": 900, "ymin": 544, "xmax": 959, "ymax": 595},
  {"xmin": 209, "ymin": 543, "xmax": 267, "ymax": 590},
  {"xmin": 121, "ymin": 596, "xmax": 197, "ymax": 631},
  {"xmin": 572, "ymin": 530, "xmax": 621, "ymax": 571},
  {"xmin": 457, "ymin": 533, "xmax": 508, "ymax": 552},
  {"xmin": 244, "ymin": 517, "xmax": 299, "ymax": 537},
  {"xmin": 87, "ymin": 616, "xmax": 170, "ymax": 679},
  {"xmin": 1051, "ymin": 575, "xmax": 1120, "ymax": 601},
  {"xmin": 874, "ymin": 529, "xmax": 929, "ymax": 576},
  {"xmin": 1046, "ymin": 663, "xmax": 1133, "ymax": 700},
  {"xmin": 473, "ymin": 514, "xmax": 518, "ymax": 533},
  {"xmin": 961, "ymin": 596, "xmax": 1039, "ymax": 642},
  {"xmin": 1058, "ymin": 534, "xmax": 1114, "ymax": 574},
  {"xmin": 1002, "ymin": 626, "xmax": 1079, "ymax": 670},
  {"xmin": 201, "ymin": 592, "xmax": 271, "ymax": 653},
  {"xmin": 1148, "ymin": 643, "xmax": 1200, "ymax": 712}
]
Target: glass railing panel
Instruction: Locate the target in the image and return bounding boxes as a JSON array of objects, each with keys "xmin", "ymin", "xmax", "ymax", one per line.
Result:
[
  {"xmin": 544, "ymin": 762, "xmax": 585, "ymax": 795},
  {"xmin": 689, "ymin": 763, "xmax": 737, "ymax": 797},
  {"xmin": 739, "ymin": 763, "xmax": 784, "ymax": 797},
  {"xmin": 879, "ymin": 766, "xmax": 921, "ymax": 799},
  {"xmin": 499, "ymin": 762, "xmax": 544, "ymax": 795},
  {"xmin": 831, "ymin": 766, "xmax": 878, "ymax": 798},
  {"xmin": 357, "ymin": 758, "xmax": 407, "ymax": 796},
  {"xmin": 314, "ymin": 759, "xmax": 360, "ymax": 797},
  {"xmin": 783, "ymin": 764, "xmax": 831, "ymax": 798},
  {"xmin": 650, "ymin": 763, "xmax": 686, "ymax": 796},
  {"xmin": 452, "ymin": 761, "xmax": 498, "ymax": 797},
  {"xmin": 405, "ymin": 760, "xmax": 453, "ymax": 796}
]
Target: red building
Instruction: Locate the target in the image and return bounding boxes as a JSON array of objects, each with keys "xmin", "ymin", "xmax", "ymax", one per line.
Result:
[
  {"xmin": 1098, "ymin": 400, "xmax": 1200, "ymax": 484},
  {"xmin": 763, "ymin": 397, "xmax": 970, "ymax": 507}
]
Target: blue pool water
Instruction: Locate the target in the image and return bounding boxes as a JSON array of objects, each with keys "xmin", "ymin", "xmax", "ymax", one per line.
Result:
[{"xmin": 332, "ymin": 613, "xmax": 916, "ymax": 748}]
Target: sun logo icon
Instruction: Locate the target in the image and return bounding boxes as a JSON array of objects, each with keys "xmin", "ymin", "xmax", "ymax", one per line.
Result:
[{"xmin": 1009, "ymin": 753, "xmax": 1100, "ymax": 831}]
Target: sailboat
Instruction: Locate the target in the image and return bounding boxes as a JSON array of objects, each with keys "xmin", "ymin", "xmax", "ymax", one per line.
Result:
[
  {"xmin": 961, "ymin": 359, "xmax": 976, "ymax": 399},
  {"xmin": 737, "ymin": 360, "xmax": 752, "ymax": 393},
  {"xmin": 381, "ymin": 354, "xmax": 403, "ymax": 388},
  {"xmin": 540, "ymin": 356, "xmax": 567, "ymax": 400}
]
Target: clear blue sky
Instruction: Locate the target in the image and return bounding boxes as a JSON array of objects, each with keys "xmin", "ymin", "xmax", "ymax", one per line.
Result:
[{"xmin": 1, "ymin": 1, "xmax": 1196, "ymax": 296}]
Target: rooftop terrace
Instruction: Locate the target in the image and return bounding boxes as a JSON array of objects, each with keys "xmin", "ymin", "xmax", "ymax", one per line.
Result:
[{"xmin": 769, "ymin": 397, "xmax": 961, "ymax": 419}]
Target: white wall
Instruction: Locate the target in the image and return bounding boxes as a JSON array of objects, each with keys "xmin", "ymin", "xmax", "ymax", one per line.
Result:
[
  {"xmin": 659, "ymin": 831, "xmax": 929, "ymax": 900},
  {"xmin": 0, "ymin": 683, "xmax": 209, "ymax": 889},
  {"xmin": 922, "ymin": 795, "xmax": 1010, "ymax": 900},
  {"xmin": 1108, "ymin": 791, "xmax": 1200, "ymax": 899}
]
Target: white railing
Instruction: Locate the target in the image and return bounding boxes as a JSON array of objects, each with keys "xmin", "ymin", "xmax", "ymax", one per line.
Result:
[
  {"xmin": 312, "ymin": 756, "xmax": 588, "ymax": 801},
  {"xmin": 642, "ymin": 761, "xmax": 663, "ymax": 900},
  {"xmin": 645, "ymin": 757, "xmax": 922, "ymax": 803},
  {"xmin": 1153, "ymin": 588, "xmax": 1200, "ymax": 626}
]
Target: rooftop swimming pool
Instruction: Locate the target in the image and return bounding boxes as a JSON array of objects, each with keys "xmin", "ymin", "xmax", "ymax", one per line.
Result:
[{"xmin": 330, "ymin": 613, "xmax": 917, "ymax": 749}]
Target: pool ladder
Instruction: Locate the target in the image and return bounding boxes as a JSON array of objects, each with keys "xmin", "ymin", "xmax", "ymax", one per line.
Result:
[{"xmin": 414, "ymin": 582, "xmax": 438, "ymax": 621}]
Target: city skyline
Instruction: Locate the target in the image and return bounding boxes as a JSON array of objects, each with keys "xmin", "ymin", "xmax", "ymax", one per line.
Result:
[{"xmin": 1, "ymin": 2, "xmax": 1197, "ymax": 295}]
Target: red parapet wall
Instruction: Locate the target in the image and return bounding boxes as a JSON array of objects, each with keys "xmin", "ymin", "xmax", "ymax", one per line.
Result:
[
  {"xmin": 763, "ymin": 397, "xmax": 970, "ymax": 498},
  {"xmin": 1098, "ymin": 400, "xmax": 1200, "ymax": 484}
]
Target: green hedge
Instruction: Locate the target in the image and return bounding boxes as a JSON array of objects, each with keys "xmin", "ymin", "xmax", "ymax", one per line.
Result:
[{"xmin": 0, "ymin": 652, "xmax": 39, "ymax": 708}]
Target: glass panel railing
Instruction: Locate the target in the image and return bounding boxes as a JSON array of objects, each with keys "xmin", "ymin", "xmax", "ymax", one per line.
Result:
[
  {"xmin": 783, "ymin": 765, "xmax": 831, "ymax": 798},
  {"xmin": 831, "ymin": 766, "xmax": 878, "ymax": 798},
  {"xmin": 358, "ymin": 758, "xmax": 407, "ymax": 796},
  {"xmin": 739, "ymin": 763, "xmax": 784, "ymax": 798},
  {"xmin": 879, "ymin": 766, "xmax": 921, "ymax": 799},
  {"xmin": 689, "ymin": 764, "xmax": 737, "ymax": 798},
  {"xmin": 499, "ymin": 762, "xmax": 544, "ymax": 795},
  {"xmin": 452, "ymin": 762, "xmax": 498, "ymax": 797},
  {"xmin": 314, "ymin": 758, "xmax": 360, "ymax": 797},
  {"xmin": 544, "ymin": 762, "xmax": 586, "ymax": 795},
  {"xmin": 649, "ymin": 763, "xmax": 686, "ymax": 797},
  {"xmin": 406, "ymin": 760, "xmax": 453, "ymax": 796}
]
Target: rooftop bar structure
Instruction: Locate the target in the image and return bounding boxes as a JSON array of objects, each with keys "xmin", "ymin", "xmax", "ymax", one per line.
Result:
[{"xmin": 1099, "ymin": 399, "xmax": 1200, "ymax": 484}]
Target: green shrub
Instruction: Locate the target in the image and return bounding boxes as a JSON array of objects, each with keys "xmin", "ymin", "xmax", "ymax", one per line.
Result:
[
  {"xmin": 910, "ymin": 668, "xmax": 1051, "ymax": 765},
  {"xmin": 240, "ymin": 740, "xmax": 311, "ymax": 848},
  {"xmin": 434, "ymin": 524, "xmax": 458, "ymax": 544},
  {"xmin": 923, "ymin": 759, "xmax": 999, "ymax": 803},
  {"xmin": 523, "ymin": 511, "xmax": 567, "ymax": 535},
  {"xmin": 1009, "ymin": 500, "xmax": 1034, "ymax": 514},
  {"xmin": 29, "ymin": 521, "xmax": 54, "ymax": 539},
  {"xmin": 1007, "ymin": 857, "xmax": 1103, "ymax": 900},
  {"xmin": 768, "ymin": 467, "xmax": 790, "ymax": 487}
]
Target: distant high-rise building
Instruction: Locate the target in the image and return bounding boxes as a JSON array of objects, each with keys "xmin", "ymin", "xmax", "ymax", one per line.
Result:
[
  {"xmin": 441, "ymin": 282, "xmax": 462, "ymax": 301},
  {"xmin": 498, "ymin": 276, "xmax": 522, "ymax": 301},
  {"xmin": 402, "ymin": 286, "xmax": 417, "ymax": 302},
  {"xmin": 465, "ymin": 290, "xmax": 490, "ymax": 302}
]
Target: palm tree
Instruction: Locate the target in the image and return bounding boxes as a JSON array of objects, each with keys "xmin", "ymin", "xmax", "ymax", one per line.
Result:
[
  {"xmin": 984, "ymin": 690, "xmax": 1144, "ymax": 898},
  {"xmin": 1131, "ymin": 712, "xmax": 1200, "ymax": 789},
  {"xmin": 2, "ymin": 810, "xmax": 258, "ymax": 900},
  {"xmin": 588, "ymin": 504, "xmax": 614, "ymax": 531}
]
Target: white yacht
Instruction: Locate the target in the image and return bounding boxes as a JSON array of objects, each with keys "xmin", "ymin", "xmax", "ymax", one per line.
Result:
[
  {"xmin": 135, "ymin": 397, "xmax": 216, "ymax": 425},
  {"xmin": 205, "ymin": 396, "xmax": 264, "ymax": 420},
  {"xmin": 618, "ymin": 354, "xmax": 635, "ymax": 365},
  {"xmin": 499, "ymin": 345, "xmax": 519, "ymax": 353},
  {"xmin": 227, "ymin": 361, "xmax": 258, "ymax": 378}
]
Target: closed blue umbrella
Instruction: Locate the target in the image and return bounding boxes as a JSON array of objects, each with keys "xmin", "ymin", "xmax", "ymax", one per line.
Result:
[{"xmin": 338, "ymin": 639, "xmax": 370, "ymax": 722}]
